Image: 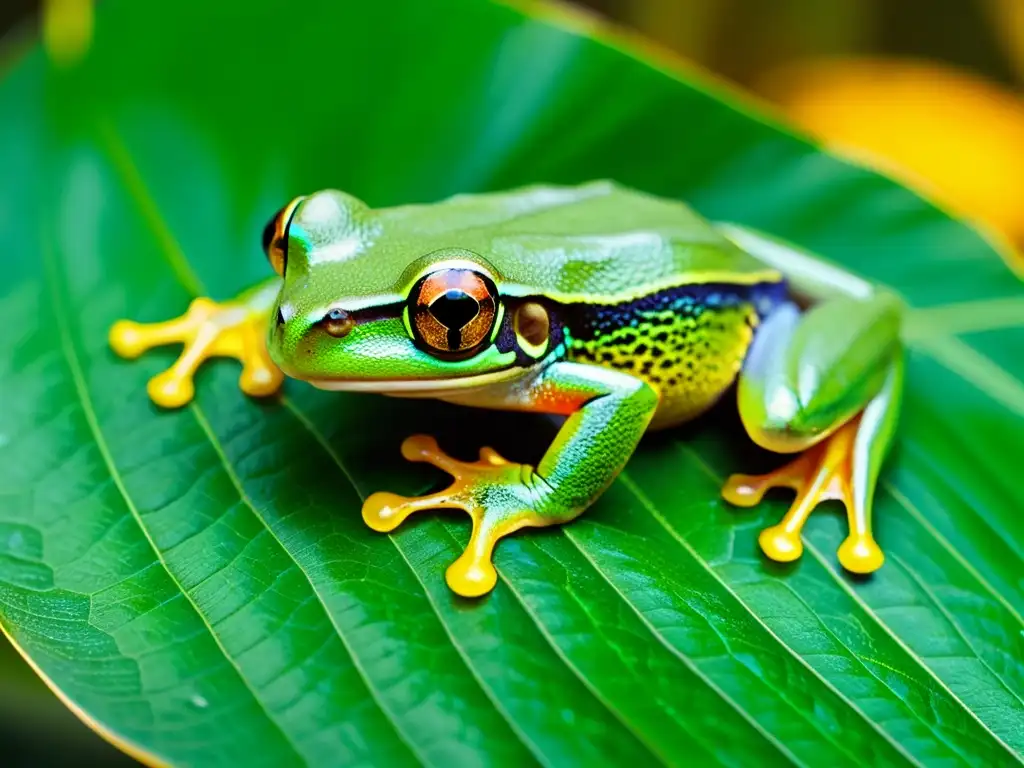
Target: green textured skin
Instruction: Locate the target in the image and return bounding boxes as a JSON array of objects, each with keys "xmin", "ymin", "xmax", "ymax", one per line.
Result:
[
  {"xmin": 279, "ymin": 181, "xmax": 777, "ymax": 303},
  {"xmin": 269, "ymin": 182, "xmax": 781, "ymax": 385},
  {"xmin": 408, "ymin": 362, "xmax": 658, "ymax": 522},
  {"xmin": 535, "ymin": 364, "xmax": 658, "ymax": 512}
]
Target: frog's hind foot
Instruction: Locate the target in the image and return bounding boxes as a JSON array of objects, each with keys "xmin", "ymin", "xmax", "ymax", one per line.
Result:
[
  {"xmin": 109, "ymin": 285, "xmax": 282, "ymax": 408},
  {"xmin": 722, "ymin": 415, "xmax": 884, "ymax": 574},
  {"xmin": 363, "ymin": 435, "xmax": 561, "ymax": 598}
]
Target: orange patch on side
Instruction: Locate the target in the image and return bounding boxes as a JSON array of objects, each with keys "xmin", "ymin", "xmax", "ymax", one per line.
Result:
[{"xmin": 527, "ymin": 380, "xmax": 592, "ymax": 416}]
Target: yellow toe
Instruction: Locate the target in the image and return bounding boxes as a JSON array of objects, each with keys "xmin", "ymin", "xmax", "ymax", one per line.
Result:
[
  {"xmin": 759, "ymin": 525, "xmax": 804, "ymax": 563},
  {"xmin": 109, "ymin": 320, "xmax": 148, "ymax": 359},
  {"xmin": 146, "ymin": 372, "xmax": 194, "ymax": 409},
  {"xmin": 400, "ymin": 435, "xmax": 441, "ymax": 462},
  {"xmin": 239, "ymin": 365, "xmax": 283, "ymax": 397},
  {"xmin": 446, "ymin": 552, "xmax": 498, "ymax": 598},
  {"xmin": 362, "ymin": 492, "xmax": 410, "ymax": 532},
  {"xmin": 838, "ymin": 535, "xmax": 885, "ymax": 574},
  {"xmin": 722, "ymin": 474, "xmax": 765, "ymax": 507}
]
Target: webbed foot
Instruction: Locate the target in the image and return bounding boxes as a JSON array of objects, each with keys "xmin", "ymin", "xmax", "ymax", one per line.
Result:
[
  {"xmin": 109, "ymin": 282, "xmax": 282, "ymax": 408},
  {"xmin": 722, "ymin": 416, "xmax": 884, "ymax": 574},
  {"xmin": 363, "ymin": 435, "xmax": 563, "ymax": 598}
]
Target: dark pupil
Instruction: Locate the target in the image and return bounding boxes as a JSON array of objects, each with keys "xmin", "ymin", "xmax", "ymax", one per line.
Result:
[
  {"xmin": 431, "ymin": 290, "xmax": 479, "ymax": 330},
  {"xmin": 430, "ymin": 290, "xmax": 480, "ymax": 351}
]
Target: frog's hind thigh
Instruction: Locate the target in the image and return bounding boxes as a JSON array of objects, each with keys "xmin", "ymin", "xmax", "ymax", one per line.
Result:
[{"xmin": 723, "ymin": 296, "xmax": 903, "ymax": 574}]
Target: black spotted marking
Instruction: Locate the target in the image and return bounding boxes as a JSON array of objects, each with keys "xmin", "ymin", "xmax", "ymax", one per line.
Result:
[{"xmin": 562, "ymin": 280, "xmax": 786, "ymax": 420}]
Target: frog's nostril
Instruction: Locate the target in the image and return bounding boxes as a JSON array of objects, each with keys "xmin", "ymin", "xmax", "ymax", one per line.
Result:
[
  {"xmin": 322, "ymin": 308, "xmax": 354, "ymax": 338},
  {"xmin": 276, "ymin": 307, "xmax": 286, "ymax": 328}
]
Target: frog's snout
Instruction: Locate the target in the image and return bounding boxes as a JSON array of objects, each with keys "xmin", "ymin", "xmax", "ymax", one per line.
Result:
[{"xmin": 269, "ymin": 303, "xmax": 360, "ymax": 377}]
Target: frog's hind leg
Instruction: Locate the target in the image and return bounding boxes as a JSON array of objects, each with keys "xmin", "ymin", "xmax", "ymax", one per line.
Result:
[
  {"xmin": 722, "ymin": 296, "xmax": 903, "ymax": 574},
  {"xmin": 109, "ymin": 278, "xmax": 282, "ymax": 408}
]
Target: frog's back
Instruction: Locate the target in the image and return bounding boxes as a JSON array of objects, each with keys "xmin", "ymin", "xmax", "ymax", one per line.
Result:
[{"xmin": 367, "ymin": 180, "xmax": 782, "ymax": 302}]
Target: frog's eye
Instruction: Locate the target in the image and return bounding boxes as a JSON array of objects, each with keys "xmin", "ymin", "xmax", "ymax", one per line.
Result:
[
  {"xmin": 409, "ymin": 268, "xmax": 498, "ymax": 359},
  {"xmin": 261, "ymin": 196, "xmax": 304, "ymax": 277}
]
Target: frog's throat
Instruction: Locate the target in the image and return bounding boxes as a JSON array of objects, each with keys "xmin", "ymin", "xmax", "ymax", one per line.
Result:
[{"xmin": 304, "ymin": 366, "xmax": 527, "ymax": 397}]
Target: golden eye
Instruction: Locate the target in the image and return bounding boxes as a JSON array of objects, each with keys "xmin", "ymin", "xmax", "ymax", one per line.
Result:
[
  {"xmin": 261, "ymin": 196, "xmax": 304, "ymax": 277},
  {"xmin": 410, "ymin": 268, "xmax": 497, "ymax": 358}
]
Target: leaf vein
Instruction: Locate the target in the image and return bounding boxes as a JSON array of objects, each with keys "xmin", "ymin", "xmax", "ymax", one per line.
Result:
[
  {"xmin": 892, "ymin": 554, "xmax": 1024, "ymax": 709},
  {"xmin": 673, "ymin": 443, "xmax": 1019, "ymax": 762},
  {"xmin": 187, "ymin": 400, "xmax": 430, "ymax": 765},
  {"xmin": 881, "ymin": 481, "xmax": 1024, "ymax": 627},
  {"xmin": 618, "ymin": 469, "xmax": 921, "ymax": 768},
  {"xmin": 279, "ymin": 397, "xmax": 551, "ymax": 768},
  {"xmin": 559, "ymin": 522, "xmax": 804, "ymax": 767},
  {"xmin": 37, "ymin": 230, "xmax": 306, "ymax": 764}
]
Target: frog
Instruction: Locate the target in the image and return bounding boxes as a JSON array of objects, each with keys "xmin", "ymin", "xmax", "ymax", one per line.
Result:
[{"xmin": 109, "ymin": 181, "xmax": 903, "ymax": 598}]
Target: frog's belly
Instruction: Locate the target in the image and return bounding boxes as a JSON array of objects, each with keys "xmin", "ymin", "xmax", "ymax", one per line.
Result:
[{"xmin": 565, "ymin": 284, "xmax": 780, "ymax": 430}]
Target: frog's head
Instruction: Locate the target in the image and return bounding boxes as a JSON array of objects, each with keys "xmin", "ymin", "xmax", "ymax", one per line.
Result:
[{"xmin": 263, "ymin": 190, "xmax": 550, "ymax": 394}]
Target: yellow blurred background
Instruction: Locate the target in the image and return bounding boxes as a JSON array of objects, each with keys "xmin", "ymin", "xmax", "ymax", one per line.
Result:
[{"xmin": 592, "ymin": 0, "xmax": 1024, "ymax": 262}]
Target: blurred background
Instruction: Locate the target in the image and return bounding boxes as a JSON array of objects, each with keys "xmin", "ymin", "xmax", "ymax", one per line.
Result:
[{"xmin": 0, "ymin": 0, "xmax": 1021, "ymax": 764}]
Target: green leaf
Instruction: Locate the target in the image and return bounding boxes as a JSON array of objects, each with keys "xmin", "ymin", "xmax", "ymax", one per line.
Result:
[{"xmin": 1, "ymin": 0, "xmax": 1022, "ymax": 765}]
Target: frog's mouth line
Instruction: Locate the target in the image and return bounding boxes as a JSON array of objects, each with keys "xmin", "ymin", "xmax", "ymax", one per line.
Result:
[{"xmin": 304, "ymin": 366, "xmax": 526, "ymax": 398}]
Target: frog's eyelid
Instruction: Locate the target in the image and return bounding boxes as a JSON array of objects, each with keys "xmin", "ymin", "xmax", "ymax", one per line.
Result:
[
  {"xmin": 265, "ymin": 196, "xmax": 305, "ymax": 277},
  {"xmin": 277, "ymin": 302, "xmax": 297, "ymax": 323}
]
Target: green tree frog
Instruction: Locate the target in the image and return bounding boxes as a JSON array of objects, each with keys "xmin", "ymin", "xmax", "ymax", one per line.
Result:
[{"xmin": 110, "ymin": 182, "xmax": 903, "ymax": 598}]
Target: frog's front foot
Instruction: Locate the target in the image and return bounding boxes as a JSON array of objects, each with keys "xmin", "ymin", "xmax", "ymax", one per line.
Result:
[
  {"xmin": 109, "ymin": 285, "xmax": 282, "ymax": 408},
  {"xmin": 722, "ymin": 416, "xmax": 884, "ymax": 574},
  {"xmin": 363, "ymin": 436, "xmax": 562, "ymax": 598}
]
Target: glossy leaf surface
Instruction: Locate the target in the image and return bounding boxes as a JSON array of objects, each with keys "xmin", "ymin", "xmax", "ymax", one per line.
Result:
[{"xmin": 1, "ymin": 0, "xmax": 1022, "ymax": 765}]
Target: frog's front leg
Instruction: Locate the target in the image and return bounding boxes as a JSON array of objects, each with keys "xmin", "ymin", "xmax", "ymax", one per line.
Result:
[
  {"xmin": 363, "ymin": 363, "xmax": 659, "ymax": 597},
  {"xmin": 109, "ymin": 278, "xmax": 283, "ymax": 408},
  {"xmin": 723, "ymin": 294, "xmax": 903, "ymax": 574}
]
